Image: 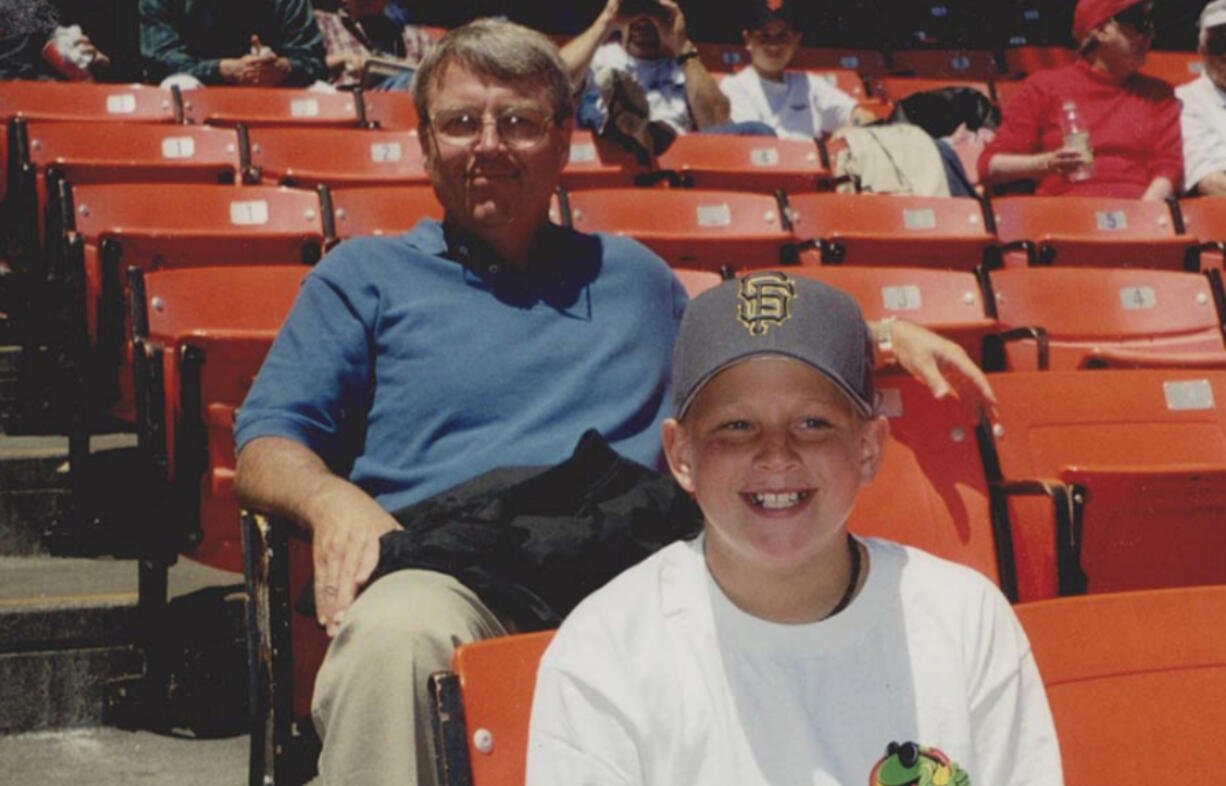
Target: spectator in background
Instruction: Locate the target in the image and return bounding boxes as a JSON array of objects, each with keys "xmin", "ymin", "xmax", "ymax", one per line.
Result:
[
  {"xmin": 978, "ymin": 0, "xmax": 1181, "ymax": 199},
  {"xmin": 1178, "ymin": 0, "xmax": 1226, "ymax": 196},
  {"xmin": 720, "ymin": 0, "xmax": 874, "ymax": 140},
  {"xmin": 140, "ymin": 0, "xmax": 327, "ymax": 87},
  {"xmin": 0, "ymin": 0, "xmax": 111, "ymax": 81},
  {"xmin": 314, "ymin": 0, "xmax": 436, "ymax": 88},
  {"xmin": 560, "ymin": 0, "xmax": 770, "ymax": 156}
]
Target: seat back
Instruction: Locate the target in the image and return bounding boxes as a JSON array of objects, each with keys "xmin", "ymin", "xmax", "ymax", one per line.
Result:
[
  {"xmin": 358, "ymin": 90, "xmax": 421, "ymax": 130},
  {"xmin": 431, "ymin": 631, "xmax": 556, "ymax": 786},
  {"xmin": 561, "ymin": 188, "xmax": 792, "ymax": 271},
  {"xmin": 889, "ymin": 49, "xmax": 1000, "ymax": 80},
  {"xmin": 775, "ymin": 264, "xmax": 997, "ymax": 362},
  {"xmin": 178, "ymin": 86, "xmax": 361, "ymax": 128},
  {"xmin": 852, "ymin": 374, "xmax": 1005, "ymax": 590},
  {"xmin": 245, "ymin": 127, "xmax": 429, "ymax": 188},
  {"xmin": 1176, "ymin": 197, "xmax": 1226, "ymax": 270},
  {"xmin": 650, "ymin": 134, "xmax": 828, "ymax": 192},
  {"xmin": 324, "ymin": 184, "xmax": 443, "ymax": 242},
  {"xmin": 0, "ymin": 81, "xmax": 178, "ymax": 123},
  {"xmin": 133, "ymin": 265, "xmax": 309, "ymax": 571},
  {"xmin": 671, "ymin": 268, "xmax": 723, "ymax": 298},
  {"xmin": 790, "ymin": 47, "xmax": 889, "ymax": 74},
  {"xmin": 787, "ymin": 192, "xmax": 994, "ymax": 270},
  {"xmin": 982, "ymin": 369, "xmax": 1226, "ymax": 599},
  {"xmin": 990, "ymin": 195, "xmax": 1189, "ymax": 270},
  {"xmin": 867, "ymin": 76, "xmax": 994, "ymax": 105},
  {"xmin": 987, "ymin": 267, "xmax": 1226, "ymax": 370},
  {"xmin": 559, "ymin": 129, "xmax": 645, "ymax": 189},
  {"xmin": 800, "ymin": 69, "xmax": 868, "ymax": 101},
  {"xmin": 1015, "ymin": 587, "xmax": 1226, "ymax": 784},
  {"xmin": 1137, "ymin": 50, "xmax": 1203, "ymax": 86},
  {"xmin": 1001, "ymin": 46, "xmax": 1077, "ymax": 77}
]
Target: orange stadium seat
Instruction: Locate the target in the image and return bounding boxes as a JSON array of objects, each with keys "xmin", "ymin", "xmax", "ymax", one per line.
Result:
[
  {"xmin": 867, "ymin": 75, "xmax": 994, "ymax": 105},
  {"xmin": 1001, "ymin": 45, "xmax": 1077, "ymax": 77},
  {"xmin": 695, "ymin": 42, "xmax": 751, "ymax": 72},
  {"xmin": 243, "ymin": 126, "xmax": 430, "ymax": 188},
  {"xmin": 60, "ymin": 183, "xmax": 323, "ymax": 423},
  {"xmin": 321, "ymin": 184, "xmax": 443, "ymax": 243},
  {"xmin": 430, "ymin": 632, "xmax": 555, "ymax": 786},
  {"xmin": 671, "ymin": 268, "xmax": 723, "ymax": 298},
  {"xmin": 992, "ymin": 78, "xmax": 1025, "ymax": 108},
  {"xmin": 785, "ymin": 193, "xmax": 995, "ymax": 270},
  {"xmin": 985, "ymin": 267, "xmax": 1226, "ymax": 371},
  {"xmin": 647, "ymin": 134, "xmax": 829, "ymax": 192},
  {"xmin": 130, "ymin": 265, "xmax": 310, "ymax": 575},
  {"xmin": 989, "ymin": 195, "xmax": 1193, "ymax": 270},
  {"xmin": 801, "ymin": 68, "xmax": 869, "ymax": 101},
  {"xmin": 1015, "ymin": 587, "xmax": 1226, "ymax": 785},
  {"xmin": 176, "ymin": 85, "xmax": 361, "ymax": 127},
  {"xmin": 557, "ymin": 188, "xmax": 792, "ymax": 271},
  {"xmin": 980, "ymin": 369, "xmax": 1226, "ymax": 600},
  {"xmin": 889, "ymin": 49, "xmax": 1000, "ymax": 80},
  {"xmin": 853, "ymin": 374, "xmax": 1010, "ymax": 595},
  {"xmin": 558, "ymin": 129, "xmax": 645, "ymax": 189},
  {"xmin": 1138, "ymin": 49, "xmax": 1203, "ymax": 86},
  {"xmin": 358, "ymin": 89, "xmax": 420, "ymax": 130},
  {"xmin": 1175, "ymin": 197, "xmax": 1226, "ymax": 270},
  {"xmin": 790, "ymin": 47, "xmax": 889, "ymax": 74},
  {"xmin": 771, "ymin": 264, "xmax": 997, "ymax": 363}
]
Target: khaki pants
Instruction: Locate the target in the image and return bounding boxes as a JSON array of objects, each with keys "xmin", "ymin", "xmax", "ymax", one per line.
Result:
[{"xmin": 311, "ymin": 570, "xmax": 509, "ymax": 786}]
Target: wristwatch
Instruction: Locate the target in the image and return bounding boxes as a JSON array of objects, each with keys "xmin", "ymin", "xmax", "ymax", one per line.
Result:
[
  {"xmin": 875, "ymin": 316, "xmax": 899, "ymax": 366},
  {"xmin": 675, "ymin": 49, "xmax": 701, "ymax": 65}
]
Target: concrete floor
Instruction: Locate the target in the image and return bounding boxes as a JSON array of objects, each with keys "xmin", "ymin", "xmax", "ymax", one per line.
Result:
[{"xmin": 0, "ymin": 727, "xmax": 247, "ymax": 785}]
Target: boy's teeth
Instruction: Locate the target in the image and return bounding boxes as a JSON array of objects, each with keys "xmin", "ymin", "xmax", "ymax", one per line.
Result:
[{"xmin": 753, "ymin": 491, "xmax": 805, "ymax": 509}]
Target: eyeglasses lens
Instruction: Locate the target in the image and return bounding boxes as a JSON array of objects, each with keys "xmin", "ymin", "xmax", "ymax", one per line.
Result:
[{"xmin": 432, "ymin": 108, "xmax": 551, "ymax": 149}]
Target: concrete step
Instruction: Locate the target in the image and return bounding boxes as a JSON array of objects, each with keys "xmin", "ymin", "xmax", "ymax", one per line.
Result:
[{"xmin": 0, "ymin": 556, "xmax": 249, "ymax": 737}]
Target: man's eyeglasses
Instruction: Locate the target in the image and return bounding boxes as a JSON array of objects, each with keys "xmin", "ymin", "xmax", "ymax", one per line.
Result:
[
  {"xmin": 429, "ymin": 107, "xmax": 555, "ymax": 150},
  {"xmin": 1112, "ymin": 2, "xmax": 1156, "ymax": 34}
]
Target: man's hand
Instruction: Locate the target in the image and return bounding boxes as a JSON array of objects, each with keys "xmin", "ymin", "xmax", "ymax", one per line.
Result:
[
  {"xmin": 888, "ymin": 319, "xmax": 997, "ymax": 419},
  {"xmin": 653, "ymin": 0, "xmax": 691, "ymax": 56},
  {"xmin": 220, "ymin": 34, "xmax": 291, "ymax": 85},
  {"xmin": 307, "ymin": 485, "xmax": 401, "ymax": 637}
]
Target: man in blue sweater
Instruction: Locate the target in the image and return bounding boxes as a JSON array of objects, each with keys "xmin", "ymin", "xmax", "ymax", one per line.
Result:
[{"xmin": 234, "ymin": 17, "xmax": 994, "ymax": 786}]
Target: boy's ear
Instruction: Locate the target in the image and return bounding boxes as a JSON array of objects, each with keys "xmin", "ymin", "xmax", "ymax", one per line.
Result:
[
  {"xmin": 858, "ymin": 414, "xmax": 890, "ymax": 484},
  {"xmin": 661, "ymin": 418, "xmax": 696, "ymax": 493}
]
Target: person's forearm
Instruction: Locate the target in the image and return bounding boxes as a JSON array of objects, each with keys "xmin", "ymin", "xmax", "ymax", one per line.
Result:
[
  {"xmin": 558, "ymin": 8, "xmax": 617, "ymax": 91},
  {"xmin": 235, "ymin": 435, "xmax": 366, "ymax": 532},
  {"xmin": 1196, "ymin": 171, "xmax": 1226, "ymax": 197},
  {"xmin": 681, "ymin": 57, "xmax": 730, "ymax": 129},
  {"xmin": 982, "ymin": 152, "xmax": 1051, "ymax": 184},
  {"xmin": 1140, "ymin": 176, "xmax": 1175, "ymax": 202}
]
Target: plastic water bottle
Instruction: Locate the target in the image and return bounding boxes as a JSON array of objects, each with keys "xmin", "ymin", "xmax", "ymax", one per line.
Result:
[{"xmin": 1059, "ymin": 100, "xmax": 1094, "ymax": 182}]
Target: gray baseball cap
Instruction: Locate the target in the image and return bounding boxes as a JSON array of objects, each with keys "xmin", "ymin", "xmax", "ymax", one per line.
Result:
[{"xmin": 672, "ymin": 271, "xmax": 875, "ymax": 419}]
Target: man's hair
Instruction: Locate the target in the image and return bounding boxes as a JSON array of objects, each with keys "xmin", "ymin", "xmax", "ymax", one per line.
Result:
[
  {"xmin": 0, "ymin": 0, "xmax": 60, "ymax": 35},
  {"xmin": 411, "ymin": 18, "xmax": 573, "ymax": 130}
]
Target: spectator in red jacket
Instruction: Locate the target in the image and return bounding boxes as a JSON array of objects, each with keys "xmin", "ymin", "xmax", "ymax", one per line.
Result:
[{"xmin": 978, "ymin": 0, "xmax": 1182, "ymax": 200}]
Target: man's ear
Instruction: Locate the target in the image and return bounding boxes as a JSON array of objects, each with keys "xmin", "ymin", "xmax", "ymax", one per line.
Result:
[
  {"xmin": 660, "ymin": 418, "xmax": 696, "ymax": 493},
  {"xmin": 741, "ymin": 29, "xmax": 752, "ymax": 48},
  {"xmin": 858, "ymin": 414, "xmax": 890, "ymax": 484}
]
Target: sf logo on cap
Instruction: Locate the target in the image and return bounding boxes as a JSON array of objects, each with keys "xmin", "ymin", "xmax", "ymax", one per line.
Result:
[{"xmin": 737, "ymin": 272, "xmax": 796, "ymax": 336}]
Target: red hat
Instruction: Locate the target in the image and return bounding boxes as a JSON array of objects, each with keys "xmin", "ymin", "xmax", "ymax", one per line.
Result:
[{"xmin": 1072, "ymin": 0, "xmax": 1142, "ymax": 42}]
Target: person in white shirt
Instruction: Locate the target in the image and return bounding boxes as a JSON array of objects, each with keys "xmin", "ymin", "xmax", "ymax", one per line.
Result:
[
  {"xmin": 1177, "ymin": 0, "xmax": 1226, "ymax": 196},
  {"xmin": 526, "ymin": 271, "xmax": 1063, "ymax": 786},
  {"xmin": 719, "ymin": 0, "xmax": 874, "ymax": 140}
]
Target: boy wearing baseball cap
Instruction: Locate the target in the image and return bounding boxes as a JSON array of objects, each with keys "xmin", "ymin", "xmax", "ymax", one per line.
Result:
[{"xmin": 527, "ymin": 272, "xmax": 1062, "ymax": 785}]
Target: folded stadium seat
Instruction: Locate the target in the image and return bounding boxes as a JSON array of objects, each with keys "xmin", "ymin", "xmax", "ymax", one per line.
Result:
[
  {"xmin": 979, "ymin": 368, "xmax": 1226, "ymax": 600},
  {"xmin": 671, "ymin": 268, "xmax": 723, "ymax": 298},
  {"xmin": 867, "ymin": 75, "xmax": 995, "ymax": 105},
  {"xmin": 984, "ymin": 267, "xmax": 1226, "ymax": 371},
  {"xmin": 320, "ymin": 183, "xmax": 443, "ymax": 244},
  {"xmin": 889, "ymin": 49, "xmax": 1001, "ymax": 81},
  {"xmin": 429, "ymin": 632, "xmax": 556, "ymax": 786},
  {"xmin": 130, "ymin": 265, "xmax": 311, "ymax": 577},
  {"xmin": 760, "ymin": 264, "xmax": 997, "ymax": 363},
  {"xmin": 1015, "ymin": 587, "xmax": 1226, "ymax": 785},
  {"xmin": 242, "ymin": 126, "xmax": 429, "ymax": 188},
  {"xmin": 789, "ymin": 47, "xmax": 889, "ymax": 75},
  {"xmin": 849, "ymin": 373, "xmax": 1011, "ymax": 595},
  {"xmin": 1174, "ymin": 197, "xmax": 1226, "ymax": 270},
  {"xmin": 61, "ymin": 182, "xmax": 325, "ymax": 423},
  {"xmin": 644, "ymin": 134, "xmax": 830, "ymax": 192},
  {"xmin": 784, "ymin": 192, "xmax": 996, "ymax": 270},
  {"xmin": 558, "ymin": 129, "xmax": 646, "ymax": 190},
  {"xmin": 557, "ymin": 188, "xmax": 793, "ymax": 271},
  {"xmin": 1000, "ymin": 45, "xmax": 1077, "ymax": 77},
  {"xmin": 989, "ymin": 195, "xmax": 1195, "ymax": 270},
  {"xmin": 1138, "ymin": 50, "xmax": 1203, "ymax": 86},
  {"xmin": 176, "ymin": 85, "xmax": 362, "ymax": 128},
  {"xmin": 357, "ymin": 89, "xmax": 420, "ymax": 130}
]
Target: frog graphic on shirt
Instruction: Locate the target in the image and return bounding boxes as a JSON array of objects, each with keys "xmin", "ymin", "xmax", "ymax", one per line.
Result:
[{"xmin": 869, "ymin": 741, "xmax": 970, "ymax": 786}]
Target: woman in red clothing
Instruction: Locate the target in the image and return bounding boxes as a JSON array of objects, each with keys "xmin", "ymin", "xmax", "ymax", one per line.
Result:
[{"xmin": 978, "ymin": 0, "xmax": 1182, "ymax": 200}]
